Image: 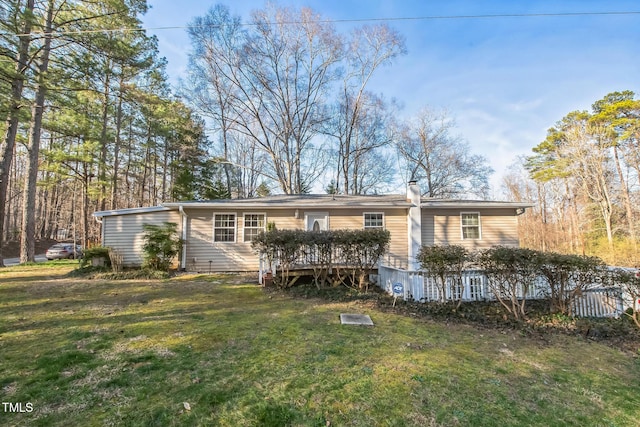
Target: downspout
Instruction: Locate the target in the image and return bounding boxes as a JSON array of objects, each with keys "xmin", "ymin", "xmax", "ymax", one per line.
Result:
[
  {"xmin": 178, "ymin": 205, "xmax": 188, "ymax": 271},
  {"xmin": 93, "ymin": 215, "xmax": 104, "ymax": 245},
  {"xmin": 407, "ymin": 180, "xmax": 422, "ymax": 270}
]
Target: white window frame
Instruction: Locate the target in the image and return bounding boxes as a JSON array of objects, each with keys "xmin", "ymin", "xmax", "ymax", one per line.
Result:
[
  {"xmin": 363, "ymin": 212, "xmax": 385, "ymax": 229},
  {"xmin": 243, "ymin": 212, "xmax": 266, "ymax": 242},
  {"xmin": 460, "ymin": 212, "xmax": 481, "ymax": 240},
  {"xmin": 213, "ymin": 212, "xmax": 237, "ymax": 243}
]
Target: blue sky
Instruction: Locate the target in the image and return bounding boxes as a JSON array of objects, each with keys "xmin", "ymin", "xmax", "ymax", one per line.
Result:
[{"xmin": 141, "ymin": 1, "xmax": 639, "ymax": 196}]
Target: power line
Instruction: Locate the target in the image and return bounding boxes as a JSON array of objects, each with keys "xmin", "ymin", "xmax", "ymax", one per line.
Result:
[
  {"xmin": 1, "ymin": 10, "xmax": 639, "ymax": 38},
  {"xmin": 299, "ymin": 10, "xmax": 640, "ymax": 25}
]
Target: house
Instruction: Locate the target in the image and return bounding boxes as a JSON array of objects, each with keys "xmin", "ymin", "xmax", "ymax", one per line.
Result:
[{"xmin": 92, "ymin": 182, "xmax": 533, "ymax": 272}]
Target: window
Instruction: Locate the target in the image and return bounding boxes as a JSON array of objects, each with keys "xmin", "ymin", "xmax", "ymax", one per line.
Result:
[
  {"xmin": 213, "ymin": 213, "xmax": 236, "ymax": 242},
  {"xmin": 461, "ymin": 213, "xmax": 481, "ymax": 240},
  {"xmin": 243, "ymin": 213, "xmax": 266, "ymax": 242},
  {"xmin": 469, "ymin": 276, "xmax": 483, "ymax": 300},
  {"xmin": 363, "ymin": 212, "xmax": 384, "ymax": 229}
]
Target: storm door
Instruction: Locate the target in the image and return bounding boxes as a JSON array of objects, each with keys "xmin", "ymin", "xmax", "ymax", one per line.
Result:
[{"xmin": 305, "ymin": 212, "xmax": 329, "ymax": 231}]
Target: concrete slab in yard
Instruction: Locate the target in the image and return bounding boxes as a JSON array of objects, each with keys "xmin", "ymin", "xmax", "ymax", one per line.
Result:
[{"xmin": 340, "ymin": 313, "xmax": 374, "ymax": 326}]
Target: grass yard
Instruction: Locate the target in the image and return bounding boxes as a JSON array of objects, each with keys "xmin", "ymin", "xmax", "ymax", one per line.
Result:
[{"xmin": 1, "ymin": 263, "xmax": 639, "ymax": 426}]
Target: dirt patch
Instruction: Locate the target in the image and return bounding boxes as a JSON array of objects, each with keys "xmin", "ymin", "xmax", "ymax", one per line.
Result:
[{"xmin": 1, "ymin": 238, "xmax": 59, "ymax": 258}]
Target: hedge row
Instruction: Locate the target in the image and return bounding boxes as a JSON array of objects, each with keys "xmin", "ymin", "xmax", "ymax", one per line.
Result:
[
  {"xmin": 252, "ymin": 229, "xmax": 391, "ymax": 290},
  {"xmin": 418, "ymin": 245, "xmax": 640, "ymax": 322}
]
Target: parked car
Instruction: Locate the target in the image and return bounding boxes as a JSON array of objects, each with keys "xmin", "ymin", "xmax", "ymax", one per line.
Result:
[{"xmin": 46, "ymin": 243, "xmax": 83, "ymax": 260}]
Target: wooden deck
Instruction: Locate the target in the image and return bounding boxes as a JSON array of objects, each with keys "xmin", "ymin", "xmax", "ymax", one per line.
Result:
[{"xmin": 260, "ymin": 265, "xmax": 379, "ymax": 286}]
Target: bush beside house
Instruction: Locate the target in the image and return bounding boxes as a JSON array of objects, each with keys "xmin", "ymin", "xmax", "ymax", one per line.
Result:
[
  {"xmin": 72, "ymin": 222, "xmax": 181, "ymax": 279},
  {"xmin": 415, "ymin": 245, "xmax": 637, "ymax": 325},
  {"xmin": 141, "ymin": 222, "xmax": 182, "ymax": 272}
]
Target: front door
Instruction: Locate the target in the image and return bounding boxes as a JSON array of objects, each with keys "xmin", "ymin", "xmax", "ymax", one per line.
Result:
[{"xmin": 305, "ymin": 212, "xmax": 329, "ymax": 231}]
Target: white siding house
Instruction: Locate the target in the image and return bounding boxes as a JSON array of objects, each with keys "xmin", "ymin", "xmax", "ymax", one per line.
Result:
[{"xmin": 93, "ymin": 183, "xmax": 532, "ymax": 272}]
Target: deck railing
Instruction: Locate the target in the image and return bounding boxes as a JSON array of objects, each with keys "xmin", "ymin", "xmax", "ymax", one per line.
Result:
[{"xmin": 377, "ymin": 264, "xmax": 626, "ymax": 318}]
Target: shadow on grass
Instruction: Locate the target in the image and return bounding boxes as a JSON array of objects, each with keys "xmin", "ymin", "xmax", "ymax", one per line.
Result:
[
  {"xmin": 0, "ymin": 273, "xmax": 72, "ymax": 285},
  {"xmin": 0, "ymin": 285, "xmax": 282, "ymax": 338}
]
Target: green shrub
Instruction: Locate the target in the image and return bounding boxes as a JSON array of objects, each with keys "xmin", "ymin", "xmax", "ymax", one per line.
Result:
[
  {"xmin": 417, "ymin": 245, "xmax": 469, "ymax": 306},
  {"xmin": 141, "ymin": 222, "xmax": 182, "ymax": 272},
  {"xmin": 252, "ymin": 228, "xmax": 390, "ymax": 290},
  {"xmin": 476, "ymin": 246, "xmax": 542, "ymax": 321},
  {"xmin": 610, "ymin": 267, "xmax": 640, "ymax": 329},
  {"xmin": 537, "ymin": 252, "xmax": 606, "ymax": 316},
  {"xmin": 252, "ymin": 229, "xmax": 306, "ymax": 287},
  {"xmin": 305, "ymin": 230, "xmax": 334, "ymax": 288},
  {"xmin": 79, "ymin": 247, "xmax": 112, "ymax": 269},
  {"xmin": 333, "ymin": 228, "xmax": 391, "ymax": 291}
]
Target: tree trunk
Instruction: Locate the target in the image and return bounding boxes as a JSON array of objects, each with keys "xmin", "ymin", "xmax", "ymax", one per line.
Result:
[
  {"xmin": 110, "ymin": 77, "xmax": 124, "ymax": 210},
  {"xmin": 20, "ymin": 0, "xmax": 54, "ymax": 263},
  {"xmin": 98, "ymin": 64, "xmax": 111, "ymax": 212},
  {"xmin": 152, "ymin": 137, "xmax": 159, "ymax": 203},
  {"xmin": 537, "ymin": 182, "xmax": 547, "ymax": 252},
  {"xmin": 612, "ymin": 143, "xmax": 636, "ymax": 249},
  {"xmin": 124, "ymin": 118, "xmax": 134, "ymax": 206},
  {"xmin": 569, "ymin": 193, "xmax": 581, "ymax": 254},
  {"xmin": 82, "ymin": 168, "xmax": 90, "ymax": 249},
  {"xmin": 0, "ymin": 0, "xmax": 34, "ymax": 266},
  {"xmin": 162, "ymin": 138, "xmax": 168, "ymax": 202},
  {"xmin": 139, "ymin": 128, "xmax": 152, "ymax": 206}
]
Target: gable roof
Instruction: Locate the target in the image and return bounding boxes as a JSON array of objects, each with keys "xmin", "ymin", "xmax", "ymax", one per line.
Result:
[
  {"xmin": 93, "ymin": 194, "xmax": 534, "ymax": 218},
  {"xmin": 163, "ymin": 194, "xmax": 412, "ymax": 209}
]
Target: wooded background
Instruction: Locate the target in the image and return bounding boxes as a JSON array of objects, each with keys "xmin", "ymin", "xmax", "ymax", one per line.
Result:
[
  {"xmin": 1, "ymin": 1, "xmax": 638, "ymax": 266},
  {"xmin": 510, "ymin": 90, "xmax": 640, "ymax": 266}
]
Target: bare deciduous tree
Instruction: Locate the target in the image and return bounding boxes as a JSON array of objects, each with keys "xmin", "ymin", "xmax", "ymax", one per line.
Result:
[
  {"xmin": 184, "ymin": 4, "xmax": 342, "ymax": 194},
  {"xmin": 183, "ymin": 4, "xmax": 244, "ymax": 197},
  {"xmin": 562, "ymin": 119, "xmax": 616, "ymax": 251},
  {"xmin": 528, "ymin": 111, "xmax": 618, "ymax": 253},
  {"xmin": 522, "ymin": 91, "xmax": 640, "ymax": 265},
  {"xmin": 397, "ymin": 108, "xmax": 493, "ymax": 198},
  {"xmin": 328, "ymin": 24, "xmax": 406, "ymax": 194}
]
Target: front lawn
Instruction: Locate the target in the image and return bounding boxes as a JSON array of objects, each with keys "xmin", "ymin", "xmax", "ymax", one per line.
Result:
[{"xmin": 1, "ymin": 264, "xmax": 639, "ymax": 426}]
